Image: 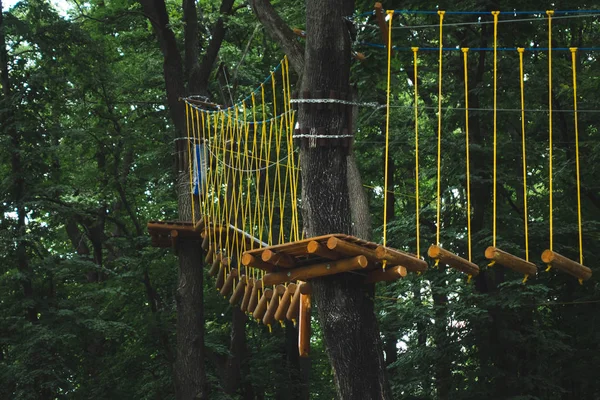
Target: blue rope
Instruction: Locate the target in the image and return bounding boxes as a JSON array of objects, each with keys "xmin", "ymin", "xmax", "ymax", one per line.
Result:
[{"xmin": 359, "ymin": 42, "xmax": 600, "ymax": 52}]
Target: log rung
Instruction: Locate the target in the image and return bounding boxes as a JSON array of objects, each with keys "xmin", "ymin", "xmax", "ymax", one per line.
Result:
[
  {"xmin": 428, "ymin": 245, "xmax": 479, "ymax": 276},
  {"xmin": 485, "ymin": 246, "xmax": 537, "ymax": 277},
  {"xmin": 541, "ymin": 250, "xmax": 592, "ymax": 281}
]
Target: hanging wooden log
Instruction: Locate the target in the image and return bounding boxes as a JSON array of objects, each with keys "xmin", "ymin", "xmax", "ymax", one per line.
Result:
[
  {"xmin": 201, "ymin": 232, "xmax": 210, "ymax": 250},
  {"xmin": 229, "ymin": 275, "xmax": 247, "ymax": 305},
  {"xmin": 541, "ymin": 250, "xmax": 592, "ymax": 280},
  {"xmin": 275, "ymin": 283, "xmax": 297, "ymax": 321},
  {"xmin": 220, "ymin": 268, "xmax": 238, "ymax": 296},
  {"xmin": 215, "ymin": 264, "xmax": 226, "ymax": 291},
  {"xmin": 262, "ymin": 255, "xmax": 369, "ymax": 286},
  {"xmin": 241, "ymin": 253, "xmax": 275, "ymax": 272},
  {"xmin": 194, "ymin": 217, "xmax": 205, "ymax": 232},
  {"xmin": 240, "ymin": 278, "xmax": 254, "ymax": 312},
  {"xmin": 247, "ymin": 279, "xmax": 262, "ymax": 313},
  {"xmin": 298, "ymin": 292, "xmax": 311, "ymax": 357},
  {"xmin": 205, "ymin": 246, "xmax": 215, "ymax": 264},
  {"xmin": 485, "ymin": 247, "xmax": 537, "ymax": 277},
  {"xmin": 428, "ymin": 245, "xmax": 480, "ymax": 276},
  {"xmin": 209, "ymin": 253, "xmax": 222, "ymax": 276},
  {"xmin": 306, "ymin": 240, "xmax": 342, "ymax": 260},
  {"xmin": 263, "ymin": 285, "xmax": 286, "ymax": 326},
  {"xmin": 326, "ymin": 237, "xmax": 380, "ymax": 264},
  {"xmin": 252, "ymin": 288, "xmax": 273, "ymax": 320},
  {"xmin": 170, "ymin": 230, "xmax": 179, "ymax": 255},
  {"xmin": 287, "ymin": 282, "xmax": 311, "ymax": 322},
  {"xmin": 375, "ymin": 246, "xmax": 428, "ymax": 272},
  {"xmin": 364, "ymin": 265, "xmax": 407, "ymax": 283},
  {"xmin": 261, "ymin": 249, "xmax": 296, "ymax": 268}
]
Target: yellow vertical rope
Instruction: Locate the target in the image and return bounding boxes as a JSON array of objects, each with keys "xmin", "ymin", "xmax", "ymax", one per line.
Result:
[
  {"xmin": 570, "ymin": 47, "xmax": 584, "ymax": 264},
  {"xmin": 185, "ymin": 103, "xmax": 196, "ymax": 223},
  {"xmin": 518, "ymin": 48, "xmax": 530, "ymax": 262},
  {"xmin": 435, "ymin": 10, "xmax": 445, "ymax": 246},
  {"xmin": 547, "ymin": 10, "xmax": 554, "ymax": 251},
  {"xmin": 412, "ymin": 47, "xmax": 421, "ymax": 258},
  {"xmin": 383, "ymin": 10, "xmax": 394, "ymax": 248},
  {"xmin": 492, "ymin": 11, "xmax": 499, "ymax": 249},
  {"xmin": 462, "ymin": 48, "xmax": 472, "ymax": 262}
]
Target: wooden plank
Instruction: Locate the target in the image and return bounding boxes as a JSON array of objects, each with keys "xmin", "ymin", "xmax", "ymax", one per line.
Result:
[
  {"xmin": 485, "ymin": 246, "xmax": 537, "ymax": 277},
  {"xmin": 364, "ymin": 265, "xmax": 407, "ymax": 283},
  {"xmin": 375, "ymin": 246, "xmax": 427, "ymax": 272},
  {"xmin": 428, "ymin": 245, "xmax": 479, "ymax": 276},
  {"xmin": 542, "ymin": 250, "xmax": 592, "ymax": 280},
  {"xmin": 262, "ymin": 255, "xmax": 369, "ymax": 286}
]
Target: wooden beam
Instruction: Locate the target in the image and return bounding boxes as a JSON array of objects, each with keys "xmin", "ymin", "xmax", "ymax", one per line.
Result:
[
  {"xmin": 326, "ymin": 237, "xmax": 380, "ymax": 265},
  {"xmin": 542, "ymin": 250, "xmax": 592, "ymax": 280},
  {"xmin": 307, "ymin": 240, "xmax": 342, "ymax": 260},
  {"xmin": 261, "ymin": 249, "xmax": 296, "ymax": 268},
  {"xmin": 485, "ymin": 247, "xmax": 537, "ymax": 277},
  {"xmin": 241, "ymin": 253, "xmax": 275, "ymax": 272},
  {"xmin": 375, "ymin": 246, "xmax": 427, "ymax": 272},
  {"xmin": 428, "ymin": 245, "xmax": 480, "ymax": 276},
  {"xmin": 275, "ymin": 283, "xmax": 297, "ymax": 321},
  {"xmin": 298, "ymin": 293, "xmax": 311, "ymax": 357},
  {"xmin": 262, "ymin": 255, "xmax": 369, "ymax": 286},
  {"xmin": 364, "ymin": 265, "xmax": 407, "ymax": 283}
]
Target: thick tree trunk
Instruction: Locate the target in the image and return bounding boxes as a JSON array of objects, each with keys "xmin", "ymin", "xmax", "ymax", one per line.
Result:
[{"xmin": 298, "ymin": 1, "xmax": 391, "ymax": 398}]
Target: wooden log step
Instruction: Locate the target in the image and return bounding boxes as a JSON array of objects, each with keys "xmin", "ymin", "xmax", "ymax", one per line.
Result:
[
  {"xmin": 541, "ymin": 250, "xmax": 592, "ymax": 281},
  {"xmin": 275, "ymin": 283, "xmax": 297, "ymax": 321},
  {"xmin": 485, "ymin": 247, "xmax": 537, "ymax": 277},
  {"xmin": 287, "ymin": 282, "xmax": 311, "ymax": 322},
  {"xmin": 364, "ymin": 265, "xmax": 407, "ymax": 283},
  {"xmin": 215, "ymin": 264, "xmax": 226, "ymax": 291},
  {"xmin": 209, "ymin": 253, "xmax": 222, "ymax": 276},
  {"xmin": 262, "ymin": 255, "xmax": 369, "ymax": 286},
  {"xmin": 428, "ymin": 245, "xmax": 480, "ymax": 276},
  {"xmin": 307, "ymin": 240, "xmax": 342, "ymax": 260},
  {"xmin": 263, "ymin": 285, "xmax": 286, "ymax": 326},
  {"xmin": 204, "ymin": 246, "xmax": 215, "ymax": 264},
  {"xmin": 241, "ymin": 253, "xmax": 275, "ymax": 272},
  {"xmin": 220, "ymin": 269, "xmax": 238, "ymax": 296},
  {"xmin": 252, "ymin": 288, "xmax": 273, "ymax": 320},
  {"xmin": 375, "ymin": 246, "xmax": 427, "ymax": 273},
  {"xmin": 247, "ymin": 279, "xmax": 262, "ymax": 313},
  {"xmin": 170, "ymin": 230, "xmax": 179, "ymax": 254},
  {"xmin": 298, "ymin": 292, "xmax": 311, "ymax": 357},
  {"xmin": 240, "ymin": 278, "xmax": 254, "ymax": 312},
  {"xmin": 262, "ymin": 249, "xmax": 296, "ymax": 268},
  {"xmin": 201, "ymin": 232, "xmax": 210, "ymax": 250},
  {"xmin": 326, "ymin": 237, "xmax": 380, "ymax": 265},
  {"xmin": 194, "ymin": 217, "xmax": 205, "ymax": 233},
  {"xmin": 229, "ymin": 275, "xmax": 246, "ymax": 305}
]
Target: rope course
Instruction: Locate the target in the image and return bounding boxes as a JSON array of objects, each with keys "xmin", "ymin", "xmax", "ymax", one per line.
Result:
[{"xmin": 147, "ymin": 6, "xmax": 595, "ymax": 357}]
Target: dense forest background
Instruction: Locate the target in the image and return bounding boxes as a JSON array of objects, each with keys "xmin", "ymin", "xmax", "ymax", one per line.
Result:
[{"xmin": 1, "ymin": 0, "xmax": 599, "ymax": 399}]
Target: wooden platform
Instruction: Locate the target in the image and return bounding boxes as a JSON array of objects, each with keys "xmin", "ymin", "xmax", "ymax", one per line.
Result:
[
  {"xmin": 241, "ymin": 234, "xmax": 427, "ymax": 285},
  {"xmin": 148, "ymin": 220, "xmax": 198, "ymax": 247}
]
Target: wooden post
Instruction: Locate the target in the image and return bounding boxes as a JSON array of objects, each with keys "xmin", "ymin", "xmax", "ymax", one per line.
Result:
[
  {"xmin": 220, "ymin": 268, "xmax": 238, "ymax": 296},
  {"xmin": 375, "ymin": 246, "xmax": 428, "ymax": 272},
  {"xmin": 263, "ymin": 285, "xmax": 286, "ymax": 326},
  {"xmin": 247, "ymin": 279, "xmax": 262, "ymax": 313},
  {"xmin": 252, "ymin": 288, "xmax": 273, "ymax": 320},
  {"xmin": 298, "ymin": 293, "xmax": 311, "ymax": 357},
  {"xmin": 240, "ymin": 278, "xmax": 254, "ymax": 311},
  {"xmin": 485, "ymin": 247, "xmax": 537, "ymax": 277},
  {"xmin": 307, "ymin": 240, "xmax": 342, "ymax": 260},
  {"xmin": 229, "ymin": 275, "xmax": 246, "ymax": 305},
  {"xmin": 275, "ymin": 283, "xmax": 297, "ymax": 321},
  {"xmin": 262, "ymin": 255, "xmax": 369, "ymax": 286},
  {"xmin": 374, "ymin": 2, "xmax": 390, "ymax": 47},
  {"xmin": 241, "ymin": 253, "xmax": 275, "ymax": 272},
  {"xmin": 541, "ymin": 250, "xmax": 592, "ymax": 280},
  {"xmin": 428, "ymin": 245, "xmax": 480, "ymax": 276},
  {"xmin": 364, "ymin": 265, "xmax": 407, "ymax": 283},
  {"xmin": 261, "ymin": 249, "xmax": 296, "ymax": 268}
]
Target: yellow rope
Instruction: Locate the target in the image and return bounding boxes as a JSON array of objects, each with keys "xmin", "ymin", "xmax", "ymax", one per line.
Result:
[
  {"xmin": 462, "ymin": 47, "xmax": 472, "ymax": 262},
  {"xmin": 185, "ymin": 103, "xmax": 196, "ymax": 223},
  {"xmin": 570, "ymin": 47, "xmax": 584, "ymax": 265},
  {"xmin": 383, "ymin": 10, "xmax": 394, "ymax": 248},
  {"xmin": 518, "ymin": 48, "xmax": 530, "ymax": 262},
  {"xmin": 492, "ymin": 11, "xmax": 499, "ymax": 249},
  {"xmin": 435, "ymin": 10, "xmax": 445, "ymax": 246},
  {"xmin": 547, "ymin": 10, "xmax": 554, "ymax": 251},
  {"xmin": 412, "ymin": 47, "xmax": 420, "ymax": 258}
]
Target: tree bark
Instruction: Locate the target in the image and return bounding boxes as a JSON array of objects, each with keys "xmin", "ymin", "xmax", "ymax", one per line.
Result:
[{"xmin": 298, "ymin": 1, "xmax": 391, "ymax": 398}]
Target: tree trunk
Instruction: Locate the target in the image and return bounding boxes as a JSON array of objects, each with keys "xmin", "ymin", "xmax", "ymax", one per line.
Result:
[{"xmin": 298, "ymin": 1, "xmax": 391, "ymax": 398}]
